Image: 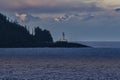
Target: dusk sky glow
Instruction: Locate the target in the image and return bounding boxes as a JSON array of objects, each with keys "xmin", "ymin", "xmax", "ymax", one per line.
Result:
[
  {"xmin": 0, "ymin": 0, "xmax": 119, "ymax": 13},
  {"xmin": 1, "ymin": 0, "xmax": 120, "ymax": 41}
]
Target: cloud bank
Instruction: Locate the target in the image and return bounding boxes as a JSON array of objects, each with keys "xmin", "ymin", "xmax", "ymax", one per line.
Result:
[{"xmin": 0, "ymin": 0, "xmax": 104, "ymax": 13}]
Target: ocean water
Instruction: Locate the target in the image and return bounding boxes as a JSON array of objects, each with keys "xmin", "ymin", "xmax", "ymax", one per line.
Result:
[{"xmin": 0, "ymin": 48, "xmax": 120, "ymax": 80}]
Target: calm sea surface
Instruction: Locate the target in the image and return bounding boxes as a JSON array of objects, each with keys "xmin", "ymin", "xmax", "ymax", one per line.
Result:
[{"xmin": 0, "ymin": 48, "xmax": 120, "ymax": 80}]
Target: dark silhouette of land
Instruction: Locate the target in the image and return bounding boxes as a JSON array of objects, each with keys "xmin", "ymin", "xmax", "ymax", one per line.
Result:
[{"xmin": 0, "ymin": 13, "xmax": 89, "ymax": 48}]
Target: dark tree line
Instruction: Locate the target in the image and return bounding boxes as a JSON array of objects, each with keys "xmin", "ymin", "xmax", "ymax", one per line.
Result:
[
  {"xmin": 0, "ymin": 13, "xmax": 53, "ymax": 47},
  {"xmin": 0, "ymin": 13, "xmax": 89, "ymax": 48}
]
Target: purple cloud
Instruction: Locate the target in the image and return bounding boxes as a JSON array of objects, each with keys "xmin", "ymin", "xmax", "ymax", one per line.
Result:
[{"xmin": 0, "ymin": 0, "xmax": 103, "ymax": 13}]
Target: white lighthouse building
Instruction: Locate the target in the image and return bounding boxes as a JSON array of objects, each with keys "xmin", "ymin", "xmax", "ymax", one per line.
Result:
[{"xmin": 58, "ymin": 32, "xmax": 68, "ymax": 42}]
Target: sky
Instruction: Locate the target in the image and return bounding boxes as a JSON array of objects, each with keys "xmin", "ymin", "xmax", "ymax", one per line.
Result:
[{"xmin": 1, "ymin": 0, "xmax": 120, "ymax": 41}]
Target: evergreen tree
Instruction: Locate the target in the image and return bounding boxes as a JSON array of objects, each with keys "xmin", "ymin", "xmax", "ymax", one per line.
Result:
[{"xmin": 0, "ymin": 13, "xmax": 53, "ymax": 47}]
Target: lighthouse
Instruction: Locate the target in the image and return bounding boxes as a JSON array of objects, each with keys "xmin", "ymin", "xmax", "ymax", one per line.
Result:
[
  {"xmin": 62, "ymin": 32, "xmax": 65, "ymax": 41},
  {"xmin": 57, "ymin": 32, "xmax": 68, "ymax": 42}
]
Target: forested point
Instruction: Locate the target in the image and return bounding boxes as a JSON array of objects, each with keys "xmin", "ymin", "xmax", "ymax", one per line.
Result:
[
  {"xmin": 0, "ymin": 13, "xmax": 53, "ymax": 47},
  {"xmin": 0, "ymin": 13, "xmax": 89, "ymax": 48}
]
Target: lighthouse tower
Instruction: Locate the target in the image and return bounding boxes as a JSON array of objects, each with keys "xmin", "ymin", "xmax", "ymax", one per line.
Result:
[
  {"xmin": 61, "ymin": 32, "xmax": 68, "ymax": 42},
  {"xmin": 62, "ymin": 32, "xmax": 65, "ymax": 40}
]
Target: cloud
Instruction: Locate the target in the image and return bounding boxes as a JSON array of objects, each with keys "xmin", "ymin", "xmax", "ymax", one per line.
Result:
[
  {"xmin": 97, "ymin": 0, "xmax": 120, "ymax": 9},
  {"xmin": 1, "ymin": 0, "xmax": 120, "ymax": 14},
  {"xmin": 28, "ymin": 3, "xmax": 102, "ymax": 13},
  {"xmin": 0, "ymin": 0, "xmax": 103, "ymax": 14},
  {"xmin": 15, "ymin": 13, "xmax": 27, "ymax": 21},
  {"xmin": 15, "ymin": 13, "xmax": 41, "ymax": 23}
]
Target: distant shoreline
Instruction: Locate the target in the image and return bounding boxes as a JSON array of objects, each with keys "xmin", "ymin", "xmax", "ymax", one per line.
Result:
[
  {"xmin": 0, "ymin": 42, "xmax": 90, "ymax": 48},
  {"xmin": 0, "ymin": 13, "xmax": 89, "ymax": 48}
]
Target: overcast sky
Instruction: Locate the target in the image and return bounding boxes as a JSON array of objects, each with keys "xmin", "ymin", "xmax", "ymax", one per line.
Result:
[
  {"xmin": 0, "ymin": 0, "xmax": 119, "ymax": 13},
  {"xmin": 1, "ymin": 0, "xmax": 120, "ymax": 41}
]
